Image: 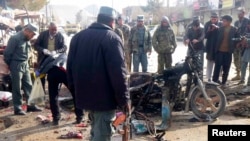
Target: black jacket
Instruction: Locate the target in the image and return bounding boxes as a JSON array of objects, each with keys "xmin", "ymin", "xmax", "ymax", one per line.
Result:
[
  {"xmin": 67, "ymin": 22, "xmax": 129, "ymax": 111},
  {"xmin": 185, "ymin": 26, "xmax": 205, "ymax": 50},
  {"xmin": 204, "ymin": 21, "xmax": 222, "ymax": 60},
  {"xmin": 34, "ymin": 30, "xmax": 67, "ymax": 66}
]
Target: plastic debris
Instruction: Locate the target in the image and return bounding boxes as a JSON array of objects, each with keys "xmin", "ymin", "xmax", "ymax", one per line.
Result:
[
  {"xmin": 131, "ymin": 119, "xmax": 148, "ymax": 134},
  {"xmin": 58, "ymin": 130, "xmax": 83, "ymax": 139},
  {"xmin": 75, "ymin": 123, "xmax": 88, "ymax": 127}
]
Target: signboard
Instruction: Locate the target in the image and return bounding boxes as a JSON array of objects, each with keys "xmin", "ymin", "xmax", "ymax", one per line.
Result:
[{"xmin": 221, "ymin": 0, "xmax": 234, "ymax": 9}]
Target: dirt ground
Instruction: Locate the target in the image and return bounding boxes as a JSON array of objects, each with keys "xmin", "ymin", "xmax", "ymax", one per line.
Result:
[
  {"xmin": 0, "ymin": 79, "xmax": 250, "ymax": 141},
  {"xmin": 1, "ymin": 43, "xmax": 250, "ymax": 141}
]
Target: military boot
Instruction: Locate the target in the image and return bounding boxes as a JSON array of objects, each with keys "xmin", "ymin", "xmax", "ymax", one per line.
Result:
[
  {"xmin": 156, "ymin": 87, "xmax": 171, "ymax": 131},
  {"xmin": 231, "ymin": 72, "xmax": 241, "ymax": 81}
]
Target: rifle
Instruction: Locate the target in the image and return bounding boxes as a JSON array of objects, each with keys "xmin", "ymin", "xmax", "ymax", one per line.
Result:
[
  {"xmin": 121, "ymin": 74, "xmax": 134, "ymax": 141},
  {"xmin": 232, "ymin": 36, "xmax": 250, "ymax": 41},
  {"xmin": 122, "ymin": 105, "xmax": 134, "ymax": 141}
]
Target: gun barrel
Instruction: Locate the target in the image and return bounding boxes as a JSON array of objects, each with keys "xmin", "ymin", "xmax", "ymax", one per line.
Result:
[{"xmin": 232, "ymin": 38, "xmax": 250, "ymax": 41}]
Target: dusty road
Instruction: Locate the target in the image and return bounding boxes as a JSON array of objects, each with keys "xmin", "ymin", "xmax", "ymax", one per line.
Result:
[{"xmin": 1, "ymin": 41, "xmax": 250, "ymax": 141}]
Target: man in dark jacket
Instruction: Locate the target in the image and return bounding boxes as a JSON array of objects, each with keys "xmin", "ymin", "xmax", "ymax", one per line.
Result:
[
  {"xmin": 212, "ymin": 15, "xmax": 239, "ymax": 88},
  {"xmin": 67, "ymin": 6, "xmax": 129, "ymax": 141},
  {"xmin": 34, "ymin": 22, "xmax": 67, "ymax": 89},
  {"xmin": 34, "ymin": 22, "xmax": 83, "ymax": 125},
  {"xmin": 204, "ymin": 12, "xmax": 222, "ymax": 82},
  {"xmin": 184, "ymin": 19, "xmax": 205, "ymax": 80}
]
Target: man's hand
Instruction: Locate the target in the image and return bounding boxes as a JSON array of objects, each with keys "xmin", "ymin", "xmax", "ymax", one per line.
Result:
[
  {"xmin": 43, "ymin": 49, "xmax": 51, "ymax": 55},
  {"xmin": 122, "ymin": 103, "xmax": 131, "ymax": 116},
  {"xmin": 148, "ymin": 51, "xmax": 151, "ymax": 56},
  {"xmin": 170, "ymin": 46, "xmax": 176, "ymax": 53},
  {"xmin": 185, "ymin": 39, "xmax": 190, "ymax": 46},
  {"xmin": 192, "ymin": 39, "xmax": 199, "ymax": 44},
  {"xmin": 50, "ymin": 51, "xmax": 56, "ymax": 56}
]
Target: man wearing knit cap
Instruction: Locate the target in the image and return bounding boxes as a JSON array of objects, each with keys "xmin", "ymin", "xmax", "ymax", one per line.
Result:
[
  {"xmin": 129, "ymin": 15, "xmax": 152, "ymax": 72},
  {"xmin": 153, "ymin": 16, "xmax": 177, "ymax": 74},
  {"xmin": 67, "ymin": 6, "xmax": 129, "ymax": 141},
  {"xmin": 4, "ymin": 23, "xmax": 42, "ymax": 115}
]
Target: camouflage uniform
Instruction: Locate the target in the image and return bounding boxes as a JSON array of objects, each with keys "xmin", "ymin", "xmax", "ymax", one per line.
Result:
[
  {"xmin": 114, "ymin": 27, "xmax": 124, "ymax": 44},
  {"xmin": 232, "ymin": 15, "xmax": 249, "ymax": 80},
  {"xmin": 117, "ymin": 23, "xmax": 131, "ymax": 72},
  {"xmin": 128, "ymin": 20, "xmax": 152, "ymax": 72},
  {"xmin": 153, "ymin": 21, "xmax": 177, "ymax": 74}
]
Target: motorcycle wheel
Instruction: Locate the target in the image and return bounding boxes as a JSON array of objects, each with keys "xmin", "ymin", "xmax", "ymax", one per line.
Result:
[{"xmin": 190, "ymin": 86, "xmax": 227, "ymax": 119}]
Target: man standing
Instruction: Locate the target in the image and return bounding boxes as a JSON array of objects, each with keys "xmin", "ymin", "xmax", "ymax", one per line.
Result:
[
  {"xmin": 116, "ymin": 15, "xmax": 131, "ymax": 72},
  {"xmin": 34, "ymin": 22, "xmax": 67, "ymax": 90},
  {"xmin": 153, "ymin": 16, "xmax": 177, "ymax": 74},
  {"xmin": 204, "ymin": 13, "xmax": 222, "ymax": 82},
  {"xmin": 37, "ymin": 53, "xmax": 84, "ymax": 125},
  {"xmin": 240, "ymin": 21, "xmax": 250, "ymax": 92},
  {"xmin": 3, "ymin": 24, "xmax": 42, "ymax": 115},
  {"xmin": 184, "ymin": 18, "xmax": 205, "ymax": 80},
  {"xmin": 67, "ymin": 6, "xmax": 129, "ymax": 141},
  {"xmin": 212, "ymin": 15, "xmax": 239, "ymax": 88},
  {"xmin": 129, "ymin": 15, "xmax": 152, "ymax": 72},
  {"xmin": 34, "ymin": 22, "xmax": 83, "ymax": 125},
  {"xmin": 232, "ymin": 8, "xmax": 249, "ymax": 81}
]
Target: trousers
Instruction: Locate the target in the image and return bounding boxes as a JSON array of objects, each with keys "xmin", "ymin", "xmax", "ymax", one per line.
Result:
[
  {"xmin": 212, "ymin": 51, "xmax": 232, "ymax": 84},
  {"xmin": 157, "ymin": 53, "xmax": 172, "ymax": 74},
  {"xmin": 89, "ymin": 110, "xmax": 116, "ymax": 141},
  {"xmin": 47, "ymin": 66, "xmax": 83, "ymax": 121},
  {"xmin": 206, "ymin": 60, "xmax": 214, "ymax": 81},
  {"xmin": 10, "ymin": 61, "xmax": 32, "ymax": 112},
  {"xmin": 133, "ymin": 48, "xmax": 148, "ymax": 72},
  {"xmin": 241, "ymin": 61, "xmax": 250, "ymax": 85}
]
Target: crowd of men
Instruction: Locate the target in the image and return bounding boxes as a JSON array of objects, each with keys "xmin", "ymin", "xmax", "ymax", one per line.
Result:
[
  {"xmin": 184, "ymin": 8, "xmax": 250, "ymax": 92},
  {"xmin": 3, "ymin": 5, "xmax": 250, "ymax": 141}
]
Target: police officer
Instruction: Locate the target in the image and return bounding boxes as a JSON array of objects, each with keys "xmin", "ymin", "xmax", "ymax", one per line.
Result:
[
  {"xmin": 4, "ymin": 24, "xmax": 42, "ymax": 115},
  {"xmin": 232, "ymin": 8, "xmax": 249, "ymax": 81},
  {"xmin": 116, "ymin": 15, "xmax": 131, "ymax": 72},
  {"xmin": 67, "ymin": 6, "xmax": 129, "ymax": 141},
  {"xmin": 153, "ymin": 16, "xmax": 177, "ymax": 74},
  {"xmin": 129, "ymin": 15, "xmax": 152, "ymax": 72}
]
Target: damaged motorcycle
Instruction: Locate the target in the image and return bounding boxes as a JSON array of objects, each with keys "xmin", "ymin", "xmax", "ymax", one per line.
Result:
[
  {"xmin": 125, "ymin": 45, "xmax": 227, "ymax": 137},
  {"xmin": 156, "ymin": 45, "xmax": 227, "ymax": 130}
]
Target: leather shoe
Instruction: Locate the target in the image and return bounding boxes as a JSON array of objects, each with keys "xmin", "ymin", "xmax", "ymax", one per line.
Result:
[
  {"xmin": 14, "ymin": 110, "xmax": 26, "ymax": 115},
  {"xmin": 52, "ymin": 120, "xmax": 59, "ymax": 126},
  {"xmin": 27, "ymin": 105, "xmax": 42, "ymax": 112}
]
